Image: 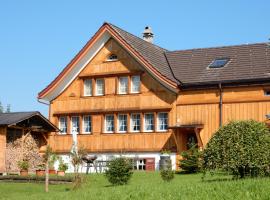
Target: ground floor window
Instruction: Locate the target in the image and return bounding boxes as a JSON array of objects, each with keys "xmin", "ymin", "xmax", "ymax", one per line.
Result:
[{"xmin": 133, "ymin": 159, "xmax": 146, "ymax": 170}]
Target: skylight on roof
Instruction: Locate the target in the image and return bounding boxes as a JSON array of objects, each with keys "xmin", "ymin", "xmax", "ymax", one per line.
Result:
[{"xmin": 208, "ymin": 58, "xmax": 230, "ymax": 68}]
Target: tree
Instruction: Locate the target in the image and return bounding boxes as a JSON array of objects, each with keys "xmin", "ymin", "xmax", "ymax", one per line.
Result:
[
  {"xmin": 202, "ymin": 120, "xmax": 270, "ymax": 178},
  {"xmin": 0, "ymin": 102, "xmax": 3, "ymax": 113},
  {"xmin": 6, "ymin": 104, "xmax": 11, "ymax": 113},
  {"xmin": 180, "ymin": 144, "xmax": 201, "ymax": 173},
  {"xmin": 43, "ymin": 145, "xmax": 53, "ymax": 192},
  {"xmin": 105, "ymin": 157, "xmax": 133, "ymax": 185}
]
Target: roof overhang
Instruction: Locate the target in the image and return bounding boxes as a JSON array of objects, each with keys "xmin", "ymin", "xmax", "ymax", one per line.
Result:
[
  {"xmin": 168, "ymin": 124, "xmax": 204, "ymax": 129},
  {"xmin": 38, "ymin": 23, "xmax": 178, "ymax": 103}
]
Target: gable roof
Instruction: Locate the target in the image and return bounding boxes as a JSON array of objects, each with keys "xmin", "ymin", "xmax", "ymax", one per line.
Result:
[
  {"xmin": 165, "ymin": 43, "xmax": 270, "ymax": 87},
  {"xmin": 0, "ymin": 111, "xmax": 59, "ymax": 132},
  {"xmin": 38, "ymin": 22, "xmax": 178, "ymax": 102}
]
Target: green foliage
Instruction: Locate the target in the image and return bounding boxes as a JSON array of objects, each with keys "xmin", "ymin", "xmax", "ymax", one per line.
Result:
[
  {"xmin": 105, "ymin": 157, "xmax": 133, "ymax": 185},
  {"xmin": 160, "ymin": 162, "xmax": 174, "ymax": 182},
  {"xmin": 203, "ymin": 120, "xmax": 270, "ymax": 178},
  {"xmin": 49, "ymin": 154, "xmax": 58, "ymax": 170},
  {"xmin": 180, "ymin": 144, "xmax": 201, "ymax": 173},
  {"xmin": 17, "ymin": 160, "xmax": 29, "ymax": 171},
  {"xmin": 58, "ymin": 157, "xmax": 68, "ymax": 172},
  {"xmin": 0, "ymin": 101, "xmax": 11, "ymax": 113}
]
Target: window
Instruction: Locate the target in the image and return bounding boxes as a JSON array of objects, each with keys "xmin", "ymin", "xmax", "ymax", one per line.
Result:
[
  {"xmin": 264, "ymin": 90, "xmax": 270, "ymax": 96},
  {"xmin": 133, "ymin": 159, "xmax": 146, "ymax": 170},
  {"xmin": 208, "ymin": 58, "xmax": 230, "ymax": 68},
  {"xmin": 96, "ymin": 79, "xmax": 104, "ymax": 96},
  {"xmin": 107, "ymin": 54, "xmax": 118, "ymax": 61},
  {"xmin": 71, "ymin": 116, "xmax": 80, "ymax": 133},
  {"xmin": 84, "ymin": 79, "xmax": 92, "ymax": 96},
  {"xmin": 83, "ymin": 115, "xmax": 91, "ymax": 133},
  {"xmin": 144, "ymin": 113, "xmax": 154, "ymax": 132},
  {"xmin": 157, "ymin": 113, "xmax": 168, "ymax": 131},
  {"xmin": 119, "ymin": 77, "xmax": 128, "ymax": 94},
  {"xmin": 130, "ymin": 113, "xmax": 140, "ymax": 132},
  {"xmin": 59, "ymin": 116, "xmax": 67, "ymax": 134},
  {"xmin": 118, "ymin": 114, "xmax": 127, "ymax": 132},
  {"xmin": 105, "ymin": 115, "xmax": 114, "ymax": 133},
  {"xmin": 131, "ymin": 75, "xmax": 140, "ymax": 93}
]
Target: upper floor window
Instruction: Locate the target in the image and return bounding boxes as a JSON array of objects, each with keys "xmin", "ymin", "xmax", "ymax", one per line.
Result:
[
  {"xmin": 118, "ymin": 114, "xmax": 127, "ymax": 132},
  {"xmin": 71, "ymin": 116, "xmax": 80, "ymax": 133},
  {"xmin": 59, "ymin": 116, "xmax": 67, "ymax": 134},
  {"xmin": 130, "ymin": 113, "xmax": 140, "ymax": 132},
  {"xmin": 119, "ymin": 77, "xmax": 128, "ymax": 94},
  {"xmin": 105, "ymin": 114, "xmax": 114, "ymax": 133},
  {"xmin": 144, "ymin": 113, "xmax": 154, "ymax": 132},
  {"xmin": 96, "ymin": 79, "xmax": 104, "ymax": 96},
  {"xmin": 107, "ymin": 54, "xmax": 118, "ymax": 62},
  {"xmin": 157, "ymin": 113, "xmax": 168, "ymax": 131},
  {"xmin": 131, "ymin": 75, "xmax": 140, "ymax": 93},
  {"xmin": 83, "ymin": 115, "xmax": 91, "ymax": 133},
  {"xmin": 84, "ymin": 79, "xmax": 92, "ymax": 96}
]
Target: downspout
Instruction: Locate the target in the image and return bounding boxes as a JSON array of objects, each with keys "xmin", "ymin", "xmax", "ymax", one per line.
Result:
[{"xmin": 219, "ymin": 83, "xmax": 223, "ymax": 127}]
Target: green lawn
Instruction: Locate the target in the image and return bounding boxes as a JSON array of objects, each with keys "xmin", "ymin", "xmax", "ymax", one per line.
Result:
[{"xmin": 0, "ymin": 172, "xmax": 269, "ymax": 200}]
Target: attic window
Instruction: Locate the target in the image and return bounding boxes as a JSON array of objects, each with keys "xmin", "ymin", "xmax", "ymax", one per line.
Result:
[
  {"xmin": 208, "ymin": 58, "xmax": 230, "ymax": 68},
  {"xmin": 107, "ymin": 54, "xmax": 118, "ymax": 61},
  {"xmin": 264, "ymin": 89, "xmax": 270, "ymax": 96}
]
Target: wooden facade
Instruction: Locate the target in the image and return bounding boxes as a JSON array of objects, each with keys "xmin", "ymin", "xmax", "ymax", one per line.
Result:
[{"xmin": 47, "ymin": 38, "xmax": 270, "ymax": 157}]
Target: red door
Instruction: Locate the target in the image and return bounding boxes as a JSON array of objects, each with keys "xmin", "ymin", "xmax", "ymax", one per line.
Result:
[{"xmin": 145, "ymin": 158, "xmax": 155, "ymax": 171}]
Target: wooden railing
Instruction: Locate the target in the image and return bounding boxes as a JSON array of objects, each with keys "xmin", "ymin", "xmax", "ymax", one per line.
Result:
[{"xmin": 48, "ymin": 133, "xmax": 174, "ymax": 153}]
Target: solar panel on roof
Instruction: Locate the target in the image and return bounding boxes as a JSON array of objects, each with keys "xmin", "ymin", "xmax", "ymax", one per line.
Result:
[{"xmin": 209, "ymin": 58, "xmax": 230, "ymax": 68}]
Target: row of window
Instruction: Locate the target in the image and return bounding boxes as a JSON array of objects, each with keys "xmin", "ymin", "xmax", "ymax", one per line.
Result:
[
  {"xmin": 58, "ymin": 112, "xmax": 168, "ymax": 134},
  {"xmin": 83, "ymin": 75, "xmax": 140, "ymax": 96}
]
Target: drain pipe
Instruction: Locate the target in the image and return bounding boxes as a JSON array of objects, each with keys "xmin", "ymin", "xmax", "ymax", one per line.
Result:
[{"xmin": 219, "ymin": 83, "xmax": 223, "ymax": 127}]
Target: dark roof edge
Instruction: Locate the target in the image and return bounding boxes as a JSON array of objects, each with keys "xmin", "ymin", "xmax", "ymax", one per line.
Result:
[
  {"xmin": 163, "ymin": 52, "xmax": 182, "ymax": 86},
  {"xmin": 180, "ymin": 78, "xmax": 270, "ymax": 90}
]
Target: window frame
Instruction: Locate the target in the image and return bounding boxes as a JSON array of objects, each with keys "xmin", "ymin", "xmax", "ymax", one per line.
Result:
[
  {"xmin": 70, "ymin": 116, "xmax": 80, "ymax": 134},
  {"xmin": 104, "ymin": 114, "xmax": 115, "ymax": 133},
  {"xmin": 130, "ymin": 113, "xmax": 141, "ymax": 132},
  {"xmin": 118, "ymin": 76, "xmax": 129, "ymax": 94},
  {"xmin": 130, "ymin": 75, "xmax": 140, "ymax": 93},
  {"xmin": 83, "ymin": 79, "xmax": 92, "ymax": 96},
  {"xmin": 144, "ymin": 113, "xmax": 154, "ymax": 132},
  {"xmin": 157, "ymin": 112, "xmax": 168, "ymax": 132},
  {"xmin": 58, "ymin": 116, "xmax": 67, "ymax": 134},
  {"xmin": 117, "ymin": 114, "xmax": 128, "ymax": 133},
  {"xmin": 82, "ymin": 115, "xmax": 91, "ymax": 134},
  {"xmin": 95, "ymin": 78, "xmax": 104, "ymax": 96},
  {"xmin": 106, "ymin": 54, "xmax": 118, "ymax": 62}
]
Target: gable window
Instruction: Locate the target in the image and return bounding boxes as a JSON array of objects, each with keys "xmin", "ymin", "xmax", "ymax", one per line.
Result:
[
  {"xmin": 144, "ymin": 113, "xmax": 154, "ymax": 132},
  {"xmin": 71, "ymin": 116, "xmax": 80, "ymax": 133},
  {"xmin": 264, "ymin": 89, "xmax": 270, "ymax": 96},
  {"xmin": 157, "ymin": 112, "xmax": 168, "ymax": 131},
  {"xmin": 83, "ymin": 115, "xmax": 91, "ymax": 133},
  {"xmin": 208, "ymin": 58, "xmax": 230, "ymax": 68},
  {"xmin": 59, "ymin": 116, "xmax": 67, "ymax": 134},
  {"xmin": 118, "ymin": 114, "xmax": 127, "ymax": 132},
  {"xmin": 96, "ymin": 78, "xmax": 104, "ymax": 96},
  {"xmin": 119, "ymin": 77, "xmax": 128, "ymax": 94},
  {"xmin": 84, "ymin": 79, "xmax": 92, "ymax": 96},
  {"xmin": 131, "ymin": 75, "xmax": 140, "ymax": 93},
  {"xmin": 105, "ymin": 115, "xmax": 114, "ymax": 133},
  {"xmin": 130, "ymin": 113, "xmax": 140, "ymax": 132},
  {"xmin": 107, "ymin": 54, "xmax": 118, "ymax": 61}
]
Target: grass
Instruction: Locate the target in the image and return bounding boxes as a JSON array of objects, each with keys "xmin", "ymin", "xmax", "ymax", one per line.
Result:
[{"xmin": 0, "ymin": 172, "xmax": 269, "ymax": 200}]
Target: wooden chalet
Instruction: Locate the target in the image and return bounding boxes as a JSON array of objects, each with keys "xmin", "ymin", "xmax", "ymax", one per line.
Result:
[{"xmin": 38, "ymin": 23, "xmax": 270, "ymax": 171}]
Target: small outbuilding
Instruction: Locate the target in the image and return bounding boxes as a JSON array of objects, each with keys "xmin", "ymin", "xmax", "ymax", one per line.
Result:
[{"xmin": 0, "ymin": 111, "xmax": 58, "ymax": 174}]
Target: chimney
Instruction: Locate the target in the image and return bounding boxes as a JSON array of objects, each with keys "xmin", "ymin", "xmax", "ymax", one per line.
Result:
[{"xmin": 142, "ymin": 26, "xmax": 154, "ymax": 43}]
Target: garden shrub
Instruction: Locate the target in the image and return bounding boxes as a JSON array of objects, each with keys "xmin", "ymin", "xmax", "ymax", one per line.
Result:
[
  {"xmin": 203, "ymin": 120, "xmax": 270, "ymax": 178},
  {"xmin": 105, "ymin": 157, "xmax": 133, "ymax": 185},
  {"xmin": 160, "ymin": 162, "xmax": 174, "ymax": 182},
  {"xmin": 160, "ymin": 169, "xmax": 174, "ymax": 182},
  {"xmin": 180, "ymin": 144, "xmax": 201, "ymax": 173}
]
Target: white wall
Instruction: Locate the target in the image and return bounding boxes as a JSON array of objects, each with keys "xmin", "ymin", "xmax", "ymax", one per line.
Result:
[{"xmin": 55, "ymin": 152, "xmax": 176, "ymax": 173}]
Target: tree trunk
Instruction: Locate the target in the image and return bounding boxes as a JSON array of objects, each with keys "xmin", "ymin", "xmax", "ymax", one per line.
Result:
[{"xmin": 45, "ymin": 160, "xmax": 49, "ymax": 192}]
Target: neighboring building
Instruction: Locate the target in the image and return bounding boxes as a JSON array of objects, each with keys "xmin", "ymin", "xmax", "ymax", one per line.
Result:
[
  {"xmin": 38, "ymin": 23, "xmax": 270, "ymax": 171},
  {"xmin": 0, "ymin": 112, "xmax": 58, "ymax": 174}
]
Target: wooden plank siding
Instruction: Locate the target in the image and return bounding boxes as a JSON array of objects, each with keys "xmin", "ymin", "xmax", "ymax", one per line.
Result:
[{"xmin": 0, "ymin": 127, "xmax": 6, "ymax": 173}]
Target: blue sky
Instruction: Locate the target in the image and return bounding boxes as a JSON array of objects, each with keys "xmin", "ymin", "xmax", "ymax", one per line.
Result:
[{"xmin": 0, "ymin": 0, "xmax": 269, "ymax": 116}]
